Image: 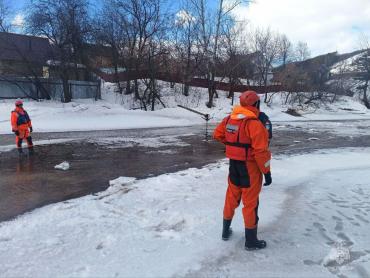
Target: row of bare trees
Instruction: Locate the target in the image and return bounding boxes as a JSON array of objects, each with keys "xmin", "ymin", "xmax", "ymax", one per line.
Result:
[
  {"xmin": 26, "ymin": 0, "xmax": 91, "ymax": 102},
  {"xmin": 168, "ymin": 0, "xmax": 314, "ymax": 107},
  {"xmin": 2, "ymin": 0, "xmax": 316, "ymax": 108},
  {"xmin": 94, "ymin": 0, "xmax": 168, "ymax": 110}
]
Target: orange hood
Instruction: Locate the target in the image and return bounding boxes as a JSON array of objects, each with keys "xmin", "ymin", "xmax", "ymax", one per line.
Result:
[{"xmin": 230, "ymin": 105, "xmax": 259, "ymax": 120}]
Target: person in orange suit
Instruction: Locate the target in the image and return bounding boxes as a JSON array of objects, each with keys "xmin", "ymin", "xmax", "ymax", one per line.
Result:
[
  {"xmin": 11, "ymin": 100, "xmax": 34, "ymax": 155},
  {"xmin": 213, "ymin": 90, "xmax": 272, "ymax": 250}
]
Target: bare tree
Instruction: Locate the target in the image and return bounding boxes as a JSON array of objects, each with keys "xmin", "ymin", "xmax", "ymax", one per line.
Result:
[
  {"xmin": 0, "ymin": 0, "xmax": 10, "ymax": 31},
  {"xmin": 94, "ymin": 0, "xmax": 126, "ymax": 94},
  {"xmin": 118, "ymin": 0, "xmax": 165, "ymax": 99},
  {"xmin": 353, "ymin": 42, "xmax": 370, "ymax": 108},
  {"xmin": 274, "ymin": 63, "xmax": 307, "ymax": 104},
  {"xmin": 190, "ymin": 0, "xmax": 245, "ymax": 107},
  {"xmin": 221, "ymin": 21, "xmax": 248, "ymax": 102},
  {"xmin": 326, "ymin": 61, "xmax": 351, "ymax": 103},
  {"xmin": 295, "ymin": 41, "xmax": 311, "ymax": 62},
  {"xmin": 250, "ymin": 27, "xmax": 282, "ymax": 102},
  {"xmin": 279, "ymin": 34, "xmax": 293, "ymax": 67},
  {"xmin": 26, "ymin": 0, "xmax": 91, "ymax": 102},
  {"xmin": 172, "ymin": 4, "xmax": 199, "ymax": 96},
  {"xmin": 145, "ymin": 36, "xmax": 168, "ymax": 111}
]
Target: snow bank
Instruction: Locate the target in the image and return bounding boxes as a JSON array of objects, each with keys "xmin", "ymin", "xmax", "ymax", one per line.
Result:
[
  {"xmin": 109, "ymin": 177, "xmax": 136, "ymax": 187},
  {"xmin": 1, "ymin": 148, "xmax": 370, "ymax": 277},
  {"xmin": 1, "ymin": 82, "xmax": 370, "ymax": 135},
  {"xmin": 0, "ymin": 99, "xmax": 203, "ymax": 135}
]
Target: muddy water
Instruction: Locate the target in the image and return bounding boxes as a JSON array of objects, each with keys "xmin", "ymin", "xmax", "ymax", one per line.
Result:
[
  {"xmin": 1, "ymin": 122, "xmax": 370, "ymax": 222},
  {"xmin": 0, "ymin": 126, "xmax": 221, "ymax": 222}
]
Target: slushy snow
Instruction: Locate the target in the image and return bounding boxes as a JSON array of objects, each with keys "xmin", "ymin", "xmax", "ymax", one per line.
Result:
[
  {"xmin": 54, "ymin": 161, "xmax": 70, "ymax": 171},
  {"xmin": 1, "ymin": 148, "xmax": 370, "ymax": 277}
]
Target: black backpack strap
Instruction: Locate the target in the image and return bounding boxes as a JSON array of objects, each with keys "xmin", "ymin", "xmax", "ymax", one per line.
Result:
[
  {"xmin": 24, "ymin": 110, "xmax": 30, "ymax": 121},
  {"xmin": 258, "ymin": 112, "xmax": 272, "ymax": 139}
]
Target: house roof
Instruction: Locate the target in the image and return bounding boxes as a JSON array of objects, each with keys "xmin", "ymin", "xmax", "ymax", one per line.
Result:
[{"xmin": 0, "ymin": 32, "xmax": 52, "ymax": 64}]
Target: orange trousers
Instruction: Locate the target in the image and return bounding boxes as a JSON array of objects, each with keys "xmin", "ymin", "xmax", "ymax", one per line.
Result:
[
  {"xmin": 223, "ymin": 160, "xmax": 263, "ymax": 229},
  {"xmin": 16, "ymin": 128, "xmax": 33, "ymax": 149}
]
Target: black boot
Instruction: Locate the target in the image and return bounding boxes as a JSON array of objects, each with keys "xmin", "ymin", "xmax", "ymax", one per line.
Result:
[
  {"xmin": 245, "ymin": 228, "xmax": 266, "ymax": 251},
  {"xmin": 222, "ymin": 219, "xmax": 233, "ymax": 241}
]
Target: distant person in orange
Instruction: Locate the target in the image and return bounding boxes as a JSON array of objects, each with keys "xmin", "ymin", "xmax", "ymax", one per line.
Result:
[
  {"xmin": 213, "ymin": 90, "xmax": 272, "ymax": 250},
  {"xmin": 11, "ymin": 100, "xmax": 34, "ymax": 155}
]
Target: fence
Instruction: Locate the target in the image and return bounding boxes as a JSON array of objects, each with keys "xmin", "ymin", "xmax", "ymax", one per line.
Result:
[
  {"xmin": 0, "ymin": 77, "xmax": 101, "ymax": 100},
  {"xmin": 95, "ymin": 69, "xmax": 285, "ymax": 93}
]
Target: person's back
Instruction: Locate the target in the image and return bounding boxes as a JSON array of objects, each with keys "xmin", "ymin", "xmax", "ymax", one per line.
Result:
[{"xmin": 213, "ymin": 90, "xmax": 272, "ymax": 250}]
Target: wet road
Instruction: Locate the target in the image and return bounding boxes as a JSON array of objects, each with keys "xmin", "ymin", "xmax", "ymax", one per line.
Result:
[{"xmin": 1, "ymin": 121, "xmax": 370, "ymax": 222}]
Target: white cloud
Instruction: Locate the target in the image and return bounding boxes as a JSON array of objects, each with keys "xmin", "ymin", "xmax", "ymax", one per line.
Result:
[
  {"xmin": 11, "ymin": 13, "xmax": 24, "ymax": 27},
  {"xmin": 233, "ymin": 0, "xmax": 370, "ymax": 56},
  {"xmin": 175, "ymin": 10, "xmax": 196, "ymax": 26}
]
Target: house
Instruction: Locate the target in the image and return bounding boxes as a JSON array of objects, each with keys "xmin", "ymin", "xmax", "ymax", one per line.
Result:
[
  {"xmin": 0, "ymin": 32, "xmax": 52, "ymax": 77},
  {"xmin": 84, "ymin": 44, "xmax": 114, "ymax": 69},
  {"xmin": 0, "ymin": 32, "xmax": 101, "ymax": 100},
  {"xmin": 0, "ymin": 32, "xmax": 108, "ymax": 81}
]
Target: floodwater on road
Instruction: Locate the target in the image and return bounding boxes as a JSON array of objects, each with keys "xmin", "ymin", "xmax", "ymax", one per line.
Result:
[{"xmin": 1, "ymin": 121, "xmax": 370, "ymax": 222}]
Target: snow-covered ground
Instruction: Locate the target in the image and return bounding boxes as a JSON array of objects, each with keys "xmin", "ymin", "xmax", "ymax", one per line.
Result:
[
  {"xmin": 0, "ymin": 99, "xmax": 203, "ymax": 135},
  {"xmin": 1, "ymin": 82, "xmax": 370, "ymax": 135},
  {"xmin": 0, "ymin": 148, "xmax": 370, "ymax": 277}
]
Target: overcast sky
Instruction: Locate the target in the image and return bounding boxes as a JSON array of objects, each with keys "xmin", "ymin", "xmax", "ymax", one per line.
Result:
[
  {"xmin": 234, "ymin": 0, "xmax": 370, "ymax": 56},
  {"xmin": 8, "ymin": 0, "xmax": 370, "ymax": 57}
]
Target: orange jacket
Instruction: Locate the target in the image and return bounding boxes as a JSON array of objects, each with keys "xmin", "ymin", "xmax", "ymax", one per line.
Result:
[
  {"xmin": 11, "ymin": 107, "xmax": 32, "ymax": 131},
  {"xmin": 213, "ymin": 105, "xmax": 271, "ymax": 174}
]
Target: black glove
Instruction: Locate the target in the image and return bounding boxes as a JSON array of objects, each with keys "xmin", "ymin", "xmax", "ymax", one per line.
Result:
[
  {"xmin": 14, "ymin": 130, "xmax": 20, "ymax": 136},
  {"xmin": 30, "ymin": 126, "xmax": 33, "ymax": 133},
  {"xmin": 263, "ymin": 172, "xmax": 272, "ymax": 186}
]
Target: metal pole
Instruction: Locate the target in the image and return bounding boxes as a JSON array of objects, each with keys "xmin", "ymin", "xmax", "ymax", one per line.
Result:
[
  {"xmin": 204, "ymin": 114, "xmax": 210, "ymax": 141},
  {"xmin": 178, "ymin": 105, "xmax": 211, "ymax": 141}
]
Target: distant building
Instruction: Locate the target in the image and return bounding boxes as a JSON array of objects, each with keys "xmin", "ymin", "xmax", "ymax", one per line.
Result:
[
  {"xmin": 0, "ymin": 32, "xmax": 52, "ymax": 77},
  {"xmin": 0, "ymin": 32, "xmax": 111, "ymax": 82}
]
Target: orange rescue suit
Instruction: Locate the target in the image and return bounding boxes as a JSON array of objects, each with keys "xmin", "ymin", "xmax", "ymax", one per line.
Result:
[
  {"xmin": 213, "ymin": 105, "xmax": 271, "ymax": 229},
  {"xmin": 11, "ymin": 107, "xmax": 33, "ymax": 149}
]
